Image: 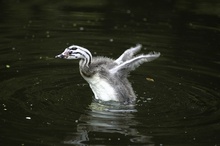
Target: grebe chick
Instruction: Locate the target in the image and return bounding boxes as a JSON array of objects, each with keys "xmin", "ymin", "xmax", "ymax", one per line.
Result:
[{"xmin": 55, "ymin": 44, "xmax": 160, "ymax": 104}]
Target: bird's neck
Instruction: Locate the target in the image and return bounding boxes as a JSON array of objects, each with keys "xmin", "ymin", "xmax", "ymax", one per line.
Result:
[
  {"xmin": 79, "ymin": 50, "xmax": 92, "ymax": 68},
  {"xmin": 79, "ymin": 56, "xmax": 93, "ymax": 78}
]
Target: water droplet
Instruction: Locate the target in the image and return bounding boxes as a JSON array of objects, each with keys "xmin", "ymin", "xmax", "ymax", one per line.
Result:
[
  {"xmin": 146, "ymin": 98, "xmax": 152, "ymax": 101},
  {"xmin": 45, "ymin": 31, "xmax": 50, "ymax": 37},
  {"xmin": 26, "ymin": 117, "xmax": 31, "ymax": 120},
  {"xmin": 79, "ymin": 27, "xmax": 84, "ymax": 31},
  {"xmin": 143, "ymin": 18, "xmax": 147, "ymax": 21},
  {"xmin": 109, "ymin": 38, "xmax": 114, "ymax": 42},
  {"xmin": 126, "ymin": 10, "xmax": 131, "ymax": 14},
  {"xmin": 6, "ymin": 65, "xmax": 10, "ymax": 68}
]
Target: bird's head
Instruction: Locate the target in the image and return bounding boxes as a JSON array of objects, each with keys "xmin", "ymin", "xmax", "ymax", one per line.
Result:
[{"xmin": 55, "ymin": 45, "xmax": 92, "ymax": 60}]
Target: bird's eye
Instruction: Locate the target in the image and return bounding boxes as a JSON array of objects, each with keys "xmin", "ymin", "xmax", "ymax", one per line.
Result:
[
  {"xmin": 69, "ymin": 51, "xmax": 72, "ymax": 55},
  {"xmin": 69, "ymin": 47, "xmax": 77, "ymax": 50}
]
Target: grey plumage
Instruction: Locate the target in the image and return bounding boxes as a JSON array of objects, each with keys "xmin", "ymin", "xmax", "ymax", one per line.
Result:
[{"xmin": 55, "ymin": 44, "xmax": 160, "ymax": 104}]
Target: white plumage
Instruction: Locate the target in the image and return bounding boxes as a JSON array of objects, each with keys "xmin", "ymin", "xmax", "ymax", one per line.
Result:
[
  {"xmin": 55, "ymin": 44, "xmax": 160, "ymax": 104},
  {"xmin": 84, "ymin": 74, "xmax": 118, "ymax": 101}
]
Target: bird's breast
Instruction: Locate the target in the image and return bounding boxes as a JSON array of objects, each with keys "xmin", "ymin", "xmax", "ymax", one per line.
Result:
[{"xmin": 82, "ymin": 74, "xmax": 118, "ymax": 101}]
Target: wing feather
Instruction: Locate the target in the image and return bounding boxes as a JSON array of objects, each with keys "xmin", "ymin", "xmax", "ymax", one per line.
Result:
[
  {"xmin": 114, "ymin": 44, "xmax": 142, "ymax": 65},
  {"xmin": 110, "ymin": 52, "xmax": 160, "ymax": 76}
]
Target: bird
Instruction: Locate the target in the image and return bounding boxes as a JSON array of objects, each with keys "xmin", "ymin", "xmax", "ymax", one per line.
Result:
[{"xmin": 55, "ymin": 44, "xmax": 160, "ymax": 104}]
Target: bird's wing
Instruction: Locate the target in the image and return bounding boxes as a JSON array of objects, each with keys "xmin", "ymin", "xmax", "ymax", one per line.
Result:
[
  {"xmin": 110, "ymin": 52, "xmax": 160, "ymax": 75},
  {"xmin": 114, "ymin": 44, "xmax": 142, "ymax": 65}
]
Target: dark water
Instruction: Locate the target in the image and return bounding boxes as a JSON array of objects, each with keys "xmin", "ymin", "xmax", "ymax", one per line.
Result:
[{"xmin": 1, "ymin": 0, "xmax": 220, "ymax": 145}]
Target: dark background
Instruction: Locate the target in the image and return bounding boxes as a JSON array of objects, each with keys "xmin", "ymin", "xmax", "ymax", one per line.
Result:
[{"xmin": 0, "ymin": 0, "xmax": 220, "ymax": 145}]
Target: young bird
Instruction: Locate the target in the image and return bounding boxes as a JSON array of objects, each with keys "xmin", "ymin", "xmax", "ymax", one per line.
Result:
[{"xmin": 56, "ymin": 44, "xmax": 160, "ymax": 104}]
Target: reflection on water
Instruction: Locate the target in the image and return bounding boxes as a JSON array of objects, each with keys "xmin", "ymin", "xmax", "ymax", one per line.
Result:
[
  {"xmin": 0, "ymin": 0, "xmax": 220, "ymax": 146},
  {"xmin": 64, "ymin": 101, "xmax": 152, "ymax": 145}
]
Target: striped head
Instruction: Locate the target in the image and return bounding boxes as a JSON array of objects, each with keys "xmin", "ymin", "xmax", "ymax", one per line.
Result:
[{"xmin": 55, "ymin": 45, "xmax": 92, "ymax": 67}]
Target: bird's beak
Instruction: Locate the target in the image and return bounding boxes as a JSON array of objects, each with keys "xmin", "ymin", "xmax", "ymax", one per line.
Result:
[{"xmin": 55, "ymin": 54, "xmax": 67, "ymax": 59}]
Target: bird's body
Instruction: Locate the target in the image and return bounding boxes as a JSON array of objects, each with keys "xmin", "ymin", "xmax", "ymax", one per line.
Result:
[
  {"xmin": 56, "ymin": 44, "xmax": 160, "ymax": 104},
  {"xmin": 80, "ymin": 56, "xmax": 136, "ymax": 103}
]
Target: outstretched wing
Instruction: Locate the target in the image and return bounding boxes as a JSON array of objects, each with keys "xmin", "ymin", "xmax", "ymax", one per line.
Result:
[
  {"xmin": 114, "ymin": 44, "xmax": 142, "ymax": 65},
  {"xmin": 110, "ymin": 52, "xmax": 160, "ymax": 76}
]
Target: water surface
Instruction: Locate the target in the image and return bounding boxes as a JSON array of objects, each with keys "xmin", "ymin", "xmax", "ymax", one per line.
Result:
[{"xmin": 0, "ymin": 0, "xmax": 220, "ymax": 145}]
